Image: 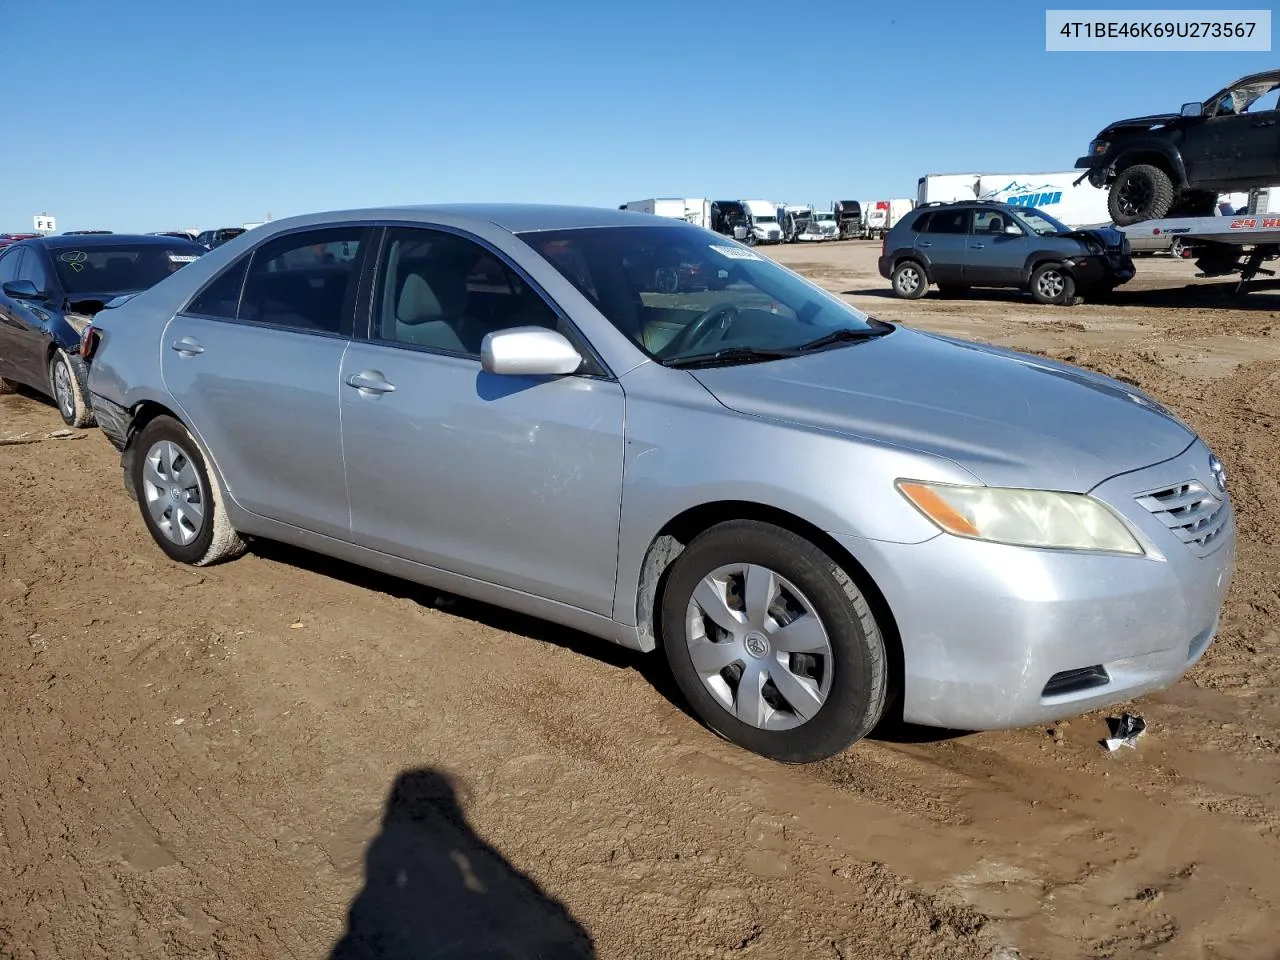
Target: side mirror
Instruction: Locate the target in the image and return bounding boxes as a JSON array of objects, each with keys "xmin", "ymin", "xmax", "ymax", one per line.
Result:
[
  {"xmin": 1004, "ymin": 224, "xmax": 1023, "ymax": 235},
  {"xmin": 1180, "ymin": 101, "xmax": 1203, "ymax": 118},
  {"xmin": 3, "ymin": 279, "xmax": 46, "ymax": 300},
  {"xmin": 481, "ymin": 326, "xmax": 583, "ymax": 377}
]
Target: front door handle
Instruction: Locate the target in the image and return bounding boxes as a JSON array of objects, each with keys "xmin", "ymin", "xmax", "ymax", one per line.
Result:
[
  {"xmin": 1251, "ymin": 119, "xmax": 1275, "ymax": 127},
  {"xmin": 346, "ymin": 371, "xmax": 396, "ymax": 395},
  {"xmin": 170, "ymin": 336, "xmax": 204, "ymax": 356},
  {"xmin": 918, "ymin": 241, "xmax": 932, "ymax": 247},
  {"xmin": 971, "ymin": 242, "xmax": 985, "ymax": 249}
]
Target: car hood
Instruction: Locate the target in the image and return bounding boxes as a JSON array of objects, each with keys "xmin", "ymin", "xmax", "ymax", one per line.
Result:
[
  {"xmin": 689, "ymin": 327, "xmax": 1194, "ymax": 491},
  {"xmin": 1098, "ymin": 112, "xmax": 1179, "ymax": 135},
  {"xmin": 1062, "ymin": 226, "xmax": 1126, "ymax": 249}
]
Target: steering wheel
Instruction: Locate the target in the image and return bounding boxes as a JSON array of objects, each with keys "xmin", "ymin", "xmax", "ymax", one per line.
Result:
[{"xmin": 661, "ymin": 303, "xmax": 740, "ymax": 358}]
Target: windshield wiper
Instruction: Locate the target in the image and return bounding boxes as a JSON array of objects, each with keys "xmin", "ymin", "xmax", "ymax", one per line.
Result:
[
  {"xmin": 795, "ymin": 322, "xmax": 894, "ymax": 352},
  {"xmin": 662, "ymin": 346, "xmax": 799, "ymax": 369}
]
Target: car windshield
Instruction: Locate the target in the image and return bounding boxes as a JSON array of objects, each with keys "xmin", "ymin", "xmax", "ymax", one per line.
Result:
[
  {"xmin": 520, "ymin": 225, "xmax": 884, "ymax": 365},
  {"xmin": 754, "ymin": 215, "xmax": 778, "ymax": 223},
  {"xmin": 51, "ymin": 243, "xmax": 204, "ymax": 296},
  {"xmin": 1017, "ymin": 208, "xmax": 1070, "ymax": 236},
  {"xmin": 815, "ymin": 213, "xmax": 834, "ymax": 221}
]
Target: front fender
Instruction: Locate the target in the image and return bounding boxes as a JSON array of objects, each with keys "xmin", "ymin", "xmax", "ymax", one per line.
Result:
[
  {"xmin": 609, "ymin": 365, "xmax": 976, "ymax": 629},
  {"xmin": 1111, "ymin": 142, "xmax": 1187, "ymax": 186}
]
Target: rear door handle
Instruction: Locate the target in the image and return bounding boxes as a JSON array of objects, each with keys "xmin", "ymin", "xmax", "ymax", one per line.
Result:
[
  {"xmin": 917, "ymin": 241, "xmax": 932, "ymax": 247},
  {"xmin": 971, "ymin": 242, "xmax": 985, "ymax": 249},
  {"xmin": 1251, "ymin": 119, "xmax": 1275, "ymax": 127},
  {"xmin": 346, "ymin": 371, "xmax": 396, "ymax": 395},
  {"xmin": 170, "ymin": 336, "xmax": 204, "ymax": 356}
]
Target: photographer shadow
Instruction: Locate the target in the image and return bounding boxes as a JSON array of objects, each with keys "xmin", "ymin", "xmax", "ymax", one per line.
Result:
[{"xmin": 331, "ymin": 768, "xmax": 595, "ymax": 960}]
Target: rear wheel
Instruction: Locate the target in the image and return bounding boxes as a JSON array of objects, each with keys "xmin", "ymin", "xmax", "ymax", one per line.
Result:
[
  {"xmin": 661, "ymin": 520, "xmax": 888, "ymax": 763},
  {"xmin": 49, "ymin": 349, "xmax": 93, "ymax": 428},
  {"xmin": 1030, "ymin": 262, "xmax": 1076, "ymax": 305},
  {"xmin": 890, "ymin": 260, "xmax": 927, "ymax": 299},
  {"xmin": 130, "ymin": 415, "xmax": 246, "ymax": 566},
  {"xmin": 1108, "ymin": 164, "xmax": 1174, "ymax": 225}
]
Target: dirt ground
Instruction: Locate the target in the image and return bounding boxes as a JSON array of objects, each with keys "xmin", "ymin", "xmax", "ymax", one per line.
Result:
[{"xmin": 2, "ymin": 241, "xmax": 1279, "ymax": 960}]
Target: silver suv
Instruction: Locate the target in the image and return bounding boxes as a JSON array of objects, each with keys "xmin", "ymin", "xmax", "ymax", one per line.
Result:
[{"xmin": 878, "ymin": 201, "xmax": 1135, "ymax": 304}]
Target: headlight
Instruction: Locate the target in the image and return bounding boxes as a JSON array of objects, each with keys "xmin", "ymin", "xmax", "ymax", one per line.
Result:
[
  {"xmin": 64, "ymin": 313, "xmax": 91, "ymax": 335},
  {"xmin": 1090, "ymin": 139, "xmax": 1109, "ymax": 156},
  {"xmin": 897, "ymin": 481, "xmax": 1145, "ymax": 555}
]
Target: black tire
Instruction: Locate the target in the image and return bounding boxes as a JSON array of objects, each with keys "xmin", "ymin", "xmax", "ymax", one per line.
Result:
[
  {"xmin": 1029, "ymin": 262, "xmax": 1076, "ymax": 305},
  {"xmin": 1108, "ymin": 164, "xmax": 1175, "ymax": 225},
  {"xmin": 0, "ymin": 376, "xmax": 15, "ymax": 394},
  {"xmin": 48, "ymin": 349, "xmax": 94, "ymax": 428},
  {"xmin": 890, "ymin": 260, "xmax": 928, "ymax": 299},
  {"xmin": 660, "ymin": 520, "xmax": 888, "ymax": 763},
  {"xmin": 937, "ymin": 284, "xmax": 970, "ymax": 298},
  {"xmin": 744, "ymin": 233, "xmax": 758, "ymax": 247},
  {"xmin": 130, "ymin": 415, "xmax": 246, "ymax": 566}
]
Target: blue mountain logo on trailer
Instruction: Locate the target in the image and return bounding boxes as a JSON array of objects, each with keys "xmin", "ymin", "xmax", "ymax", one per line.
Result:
[{"xmin": 981, "ymin": 180, "xmax": 1064, "ymax": 208}]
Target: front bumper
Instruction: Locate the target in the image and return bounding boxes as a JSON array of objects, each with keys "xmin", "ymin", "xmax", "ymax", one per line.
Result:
[
  {"xmin": 1069, "ymin": 253, "xmax": 1135, "ymax": 287},
  {"xmin": 834, "ymin": 440, "xmax": 1235, "ymax": 730},
  {"xmin": 1074, "ymin": 159, "xmax": 1111, "ymax": 189}
]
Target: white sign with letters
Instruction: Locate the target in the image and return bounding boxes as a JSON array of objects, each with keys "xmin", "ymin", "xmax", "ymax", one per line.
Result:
[{"xmin": 33, "ymin": 215, "xmax": 56, "ymax": 232}]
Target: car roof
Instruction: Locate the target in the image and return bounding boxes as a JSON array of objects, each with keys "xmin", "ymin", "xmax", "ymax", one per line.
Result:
[
  {"xmin": 26, "ymin": 233, "xmax": 205, "ymax": 250},
  {"xmin": 259, "ymin": 203, "xmax": 685, "ymax": 235}
]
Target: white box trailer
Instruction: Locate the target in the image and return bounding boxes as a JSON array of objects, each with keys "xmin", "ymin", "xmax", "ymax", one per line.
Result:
[
  {"xmin": 917, "ymin": 172, "xmax": 1111, "ymax": 228},
  {"xmin": 620, "ymin": 198, "xmax": 711, "ymax": 228},
  {"xmin": 860, "ymin": 199, "xmax": 915, "ymax": 238}
]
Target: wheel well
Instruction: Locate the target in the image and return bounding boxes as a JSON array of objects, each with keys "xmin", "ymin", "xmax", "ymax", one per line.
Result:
[
  {"xmin": 892, "ymin": 255, "xmax": 929, "ymax": 281},
  {"xmin": 636, "ymin": 500, "xmax": 905, "ymax": 718},
  {"xmin": 1114, "ymin": 151, "xmax": 1180, "ymax": 183},
  {"xmin": 127, "ymin": 399, "xmax": 182, "ymax": 447}
]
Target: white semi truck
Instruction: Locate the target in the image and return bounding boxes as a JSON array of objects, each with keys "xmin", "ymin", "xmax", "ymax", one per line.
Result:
[{"xmin": 710, "ymin": 199, "xmax": 783, "ymax": 244}]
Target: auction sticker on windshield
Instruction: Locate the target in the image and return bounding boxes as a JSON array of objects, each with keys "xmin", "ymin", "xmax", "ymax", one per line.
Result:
[
  {"xmin": 708, "ymin": 243, "xmax": 762, "ymax": 261},
  {"xmin": 168, "ymin": 254, "xmax": 200, "ymax": 262}
]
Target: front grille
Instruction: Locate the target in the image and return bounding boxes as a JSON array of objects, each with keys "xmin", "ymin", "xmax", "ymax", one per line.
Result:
[
  {"xmin": 767, "ymin": 230, "xmax": 780, "ymax": 240},
  {"xmin": 1134, "ymin": 480, "xmax": 1229, "ymax": 557},
  {"xmin": 1042, "ymin": 664, "xmax": 1110, "ymax": 697}
]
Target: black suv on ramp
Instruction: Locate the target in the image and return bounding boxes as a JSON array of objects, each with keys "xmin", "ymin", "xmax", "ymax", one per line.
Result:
[
  {"xmin": 1076, "ymin": 70, "xmax": 1280, "ymax": 225},
  {"xmin": 877, "ymin": 201, "xmax": 1134, "ymax": 305}
]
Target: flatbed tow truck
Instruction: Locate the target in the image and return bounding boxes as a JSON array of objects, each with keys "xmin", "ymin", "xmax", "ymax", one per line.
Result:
[{"xmin": 1082, "ymin": 188, "xmax": 1280, "ymax": 294}]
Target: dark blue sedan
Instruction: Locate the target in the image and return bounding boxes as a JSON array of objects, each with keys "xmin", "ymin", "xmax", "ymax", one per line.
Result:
[{"xmin": 0, "ymin": 233, "xmax": 205, "ymax": 426}]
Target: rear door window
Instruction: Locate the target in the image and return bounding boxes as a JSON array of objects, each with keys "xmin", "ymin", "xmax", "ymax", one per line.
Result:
[
  {"xmin": 236, "ymin": 227, "xmax": 369, "ymax": 336},
  {"xmin": 923, "ymin": 209, "xmax": 971, "ymax": 234}
]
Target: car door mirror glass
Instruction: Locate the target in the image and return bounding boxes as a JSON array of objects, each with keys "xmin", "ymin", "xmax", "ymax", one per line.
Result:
[
  {"xmin": 1004, "ymin": 224, "xmax": 1023, "ymax": 235},
  {"xmin": 3, "ymin": 279, "xmax": 45, "ymax": 300},
  {"xmin": 1180, "ymin": 101, "xmax": 1204, "ymax": 118},
  {"xmin": 481, "ymin": 326, "xmax": 583, "ymax": 377}
]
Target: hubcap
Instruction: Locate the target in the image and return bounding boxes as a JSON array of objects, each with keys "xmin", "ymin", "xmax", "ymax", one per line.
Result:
[
  {"xmin": 1038, "ymin": 270, "xmax": 1065, "ymax": 298},
  {"xmin": 685, "ymin": 563, "xmax": 833, "ymax": 731},
  {"xmin": 53, "ymin": 360, "xmax": 73, "ymax": 419},
  {"xmin": 141, "ymin": 439, "xmax": 206, "ymax": 546},
  {"xmin": 898, "ymin": 268, "xmax": 920, "ymax": 293}
]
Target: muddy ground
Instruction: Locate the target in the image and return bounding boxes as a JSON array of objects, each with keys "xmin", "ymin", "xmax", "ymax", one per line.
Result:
[{"xmin": 2, "ymin": 242, "xmax": 1279, "ymax": 959}]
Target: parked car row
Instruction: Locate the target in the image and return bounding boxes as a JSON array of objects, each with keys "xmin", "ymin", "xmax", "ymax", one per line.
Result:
[{"xmin": 0, "ymin": 203, "xmax": 1236, "ymax": 765}]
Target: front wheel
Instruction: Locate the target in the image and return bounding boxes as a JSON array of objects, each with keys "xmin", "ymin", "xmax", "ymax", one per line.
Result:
[
  {"xmin": 49, "ymin": 349, "xmax": 93, "ymax": 428},
  {"xmin": 1030, "ymin": 262, "xmax": 1076, "ymax": 305},
  {"xmin": 1108, "ymin": 164, "xmax": 1174, "ymax": 225},
  {"xmin": 130, "ymin": 415, "xmax": 246, "ymax": 566},
  {"xmin": 890, "ymin": 260, "xmax": 927, "ymax": 299},
  {"xmin": 660, "ymin": 520, "xmax": 888, "ymax": 763}
]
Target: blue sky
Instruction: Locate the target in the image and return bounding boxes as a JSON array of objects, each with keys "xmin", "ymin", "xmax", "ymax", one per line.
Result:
[{"xmin": 3, "ymin": 0, "xmax": 1274, "ymax": 233}]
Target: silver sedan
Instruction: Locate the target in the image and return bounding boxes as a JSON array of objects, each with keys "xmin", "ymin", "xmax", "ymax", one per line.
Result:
[{"xmin": 82, "ymin": 205, "xmax": 1235, "ymax": 762}]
